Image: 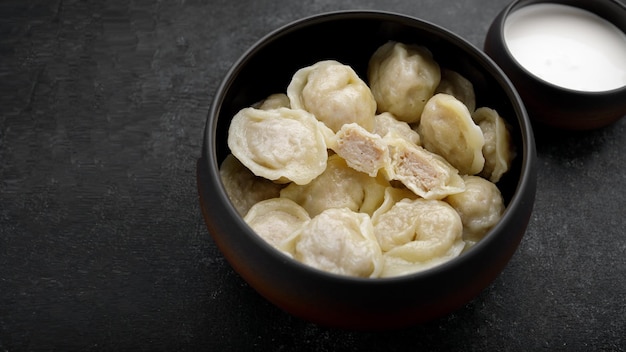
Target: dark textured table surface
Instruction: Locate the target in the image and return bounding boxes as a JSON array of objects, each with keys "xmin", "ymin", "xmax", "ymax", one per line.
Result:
[{"xmin": 1, "ymin": 0, "xmax": 625, "ymax": 351}]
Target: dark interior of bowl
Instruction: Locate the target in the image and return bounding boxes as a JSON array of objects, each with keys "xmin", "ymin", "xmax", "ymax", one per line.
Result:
[{"xmin": 199, "ymin": 11, "xmax": 536, "ymax": 330}]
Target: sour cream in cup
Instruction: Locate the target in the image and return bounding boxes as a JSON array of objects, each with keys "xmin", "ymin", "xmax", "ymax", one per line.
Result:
[
  {"xmin": 485, "ymin": 0, "xmax": 626, "ymax": 129},
  {"xmin": 503, "ymin": 3, "xmax": 626, "ymax": 92}
]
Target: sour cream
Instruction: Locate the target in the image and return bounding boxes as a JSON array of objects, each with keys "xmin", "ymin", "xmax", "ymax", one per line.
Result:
[{"xmin": 504, "ymin": 3, "xmax": 626, "ymax": 92}]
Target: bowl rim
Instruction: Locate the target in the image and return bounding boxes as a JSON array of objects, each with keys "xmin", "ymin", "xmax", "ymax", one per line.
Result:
[
  {"xmin": 203, "ymin": 9, "xmax": 537, "ymax": 285},
  {"xmin": 496, "ymin": 0, "xmax": 626, "ymax": 95}
]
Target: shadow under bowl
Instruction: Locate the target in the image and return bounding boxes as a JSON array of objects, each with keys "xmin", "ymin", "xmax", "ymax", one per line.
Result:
[{"xmin": 197, "ymin": 10, "xmax": 537, "ymax": 330}]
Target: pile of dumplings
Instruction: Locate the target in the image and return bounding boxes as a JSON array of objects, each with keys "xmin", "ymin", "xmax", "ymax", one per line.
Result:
[{"xmin": 221, "ymin": 41, "xmax": 515, "ymax": 278}]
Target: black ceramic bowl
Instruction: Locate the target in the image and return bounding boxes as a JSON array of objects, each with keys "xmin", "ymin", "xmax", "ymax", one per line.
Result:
[
  {"xmin": 485, "ymin": 0, "xmax": 626, "ymax": 130},
  {"xmin": 197, "ymin": 10, "xmax": 537, "ymax": 330}
]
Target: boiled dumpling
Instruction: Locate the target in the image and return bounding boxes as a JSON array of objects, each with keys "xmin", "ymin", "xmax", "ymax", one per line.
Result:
[
  {"xmin": 253, "ymin": 93, "xmax": 290, "ymax": 110},
  {"xmin": 219, "ymin": 154, "xmax": 283, "ymax": 216},
  {"xmin": 381, "ymin": 243, "xmax": 465, "ymax": 277},
  {"xmin": 417, "ymin": 93, "xmax": 485, "ymax": 175},
  {"xmin": 292, "ymin": 207, "xmax": 383, "ymax": 278},
  {"xmin": 370, "ymin": 186, "xmax": 419, "ymax": 251},
  {"xmin": 435, "ymin": 69, "xmax": 476, "ymax": 113},
  {"xmin": 383, "ymin": 136, "xmax": 465, "ymax": 200},
  {"xmin": 373, "ymin": 198, "xmax": 462, "ymax": 254},
  {"xmin": 379, "ymin": 199, "xmax": 464, "ymax": 277},
  {"xmin": 287, "ymin": 60, "xmax": 376, "ymax": 132},
  {"xmin": 280, "ymin": 154, "xmax": 388, "ymax": 217},
  {"xmin": 472, "ymin": 107, "xmax": 515, "ymax": 183},
  {"xmin": 371, "ymin": 186, "xmax": 419, "ymax": 219},
  {"xmin": 332, "ymin": 123, "xmax": 391, "ymax": 177},
  {"xmin": 372, "ymin": 197, "xmax": 424, "ymax": 252},
  {"xmin": 368, "ymin": 41, "xmax": 441, "ymax": 124},
  {"xmin": 228, "ymin": 107, "xmax": 329, "ymax": 185},
  {"xmin": 373, "ymin": 112, "xmax": 421, "ymax": 146},
  {"xmin": 243, "ymin": 198, "xmax": 311, "ymax": 257},
  {"xmin": 445, "ymin": 175, "xmax": 505, "ymax": 245}
]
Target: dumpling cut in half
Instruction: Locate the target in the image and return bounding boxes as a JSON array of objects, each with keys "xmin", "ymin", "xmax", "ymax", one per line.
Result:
[
  {"xmin": 383, "ymin": 136, "xmax": 465, "ymax": 200},
  {"xmin": 332, "ymin": 123, "xmax": 391, "ymax": 177},
  {"xmin": 228, "ymin": 107, "xmax": 330, "ymax": 185}
]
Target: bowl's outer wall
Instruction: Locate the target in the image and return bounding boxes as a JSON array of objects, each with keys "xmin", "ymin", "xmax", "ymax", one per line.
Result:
[
  {"xmin": 199, "ymin": 11, "xmax": 537, "ymax": 329},
  {"xmin": 484, "ymin": 0, "xmax": 626, "ymax": 130}
]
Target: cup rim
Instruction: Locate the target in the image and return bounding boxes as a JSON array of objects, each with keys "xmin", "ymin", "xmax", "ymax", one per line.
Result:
[{"xmin": 497, "ymin": 0, "xmax": 626, "ymax": 96}]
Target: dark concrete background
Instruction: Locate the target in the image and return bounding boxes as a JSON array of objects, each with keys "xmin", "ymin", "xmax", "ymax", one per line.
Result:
[{"xmin": 1, "ymin": 0, "xmax": 624, "ymax": 350}]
